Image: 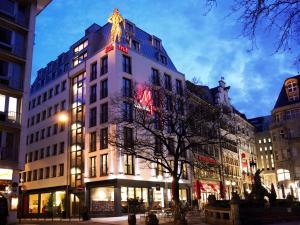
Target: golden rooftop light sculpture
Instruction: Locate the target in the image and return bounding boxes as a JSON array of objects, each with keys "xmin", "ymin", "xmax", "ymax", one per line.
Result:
[{"xmin": 108, "ymin": 8, "xmax": 124, "ymax": 43}]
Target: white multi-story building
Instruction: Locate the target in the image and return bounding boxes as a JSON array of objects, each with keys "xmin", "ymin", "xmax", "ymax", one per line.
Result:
[{"xmin": 20, "ymin": 10, "xmax": 189, "ymax": 218}]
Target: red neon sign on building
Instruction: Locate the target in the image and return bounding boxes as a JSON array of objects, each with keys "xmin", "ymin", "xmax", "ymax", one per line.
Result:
[{"xmin": 136, "ymin": 88, "xmax": 153, "ymax": 114}]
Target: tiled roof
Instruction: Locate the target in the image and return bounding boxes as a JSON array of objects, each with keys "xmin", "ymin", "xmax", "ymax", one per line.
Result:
[{"xmin": 273, "ymin": 74, "xmax": 300, "ymax": 109}]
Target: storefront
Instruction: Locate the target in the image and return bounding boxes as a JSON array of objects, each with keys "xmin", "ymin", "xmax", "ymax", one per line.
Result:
[
  {"xmin": 87, "ymin": 179, "xmax": 190, "ymax": 216},
  {"xmin": 21, "ymin": 187, "xmax": 67, "ymax": 218},
  {"xmin": 192, "ymin": 180, "xmax": 220, "ymax": 205}
]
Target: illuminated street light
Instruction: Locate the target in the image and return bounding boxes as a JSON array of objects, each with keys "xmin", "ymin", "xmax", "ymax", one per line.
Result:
[{"xmin": 58, "ymin": 112, "xmax": 69, "ymax": 123}]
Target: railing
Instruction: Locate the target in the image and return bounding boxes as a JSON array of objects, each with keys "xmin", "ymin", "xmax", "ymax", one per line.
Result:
[
  {"xmin": 205, "ymin": 207, "xmax": 232, "ymax": 225},
  {"xmin": 0, "ymin": 111, "xmax": 21, "ymax": 125}
]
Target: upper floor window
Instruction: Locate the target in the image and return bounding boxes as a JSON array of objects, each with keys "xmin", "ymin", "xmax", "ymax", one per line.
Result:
[
  {"xmin": 123, "ymin": 78, "xmax": 132, "ymax": 97},
  {"xmin": 164, "ymin": 73, "xmax": 172, "ymax": 91},
  {"xmin": 160, "ymin": 55, "xmax": 167, "ymax": 65},
  {"xmin": 124, "ymin": 154, "xmax": 134, "ymax": 175},
  {"xmin": 90, "ymin": 132, "xmax": 97, "ymax": 152},
  {"xmin": 74, "ymin": 40, "xmax": 88, "ymax": 54},
  {"xmin": 100, "ymin": 127, "xmax": 108, "ymax": 149},
  {"xmin": 73, "ymin": 51, "xmax": 87, "ymax": 67},
  {"xmin": 90, "ymin": 62, "xmax": 97, "ymax": 81},
  {"xmin": 176, "ymin": 79, "xmax": 183, "ymax": 95},
  {"xmin": 89, "ymin": 107, "xmax": 97, "ymax": 127},
  {"xmin": 101, "ymin": 56, "xmax": 108, "ymax": 75},
  {"xmin": 90, "ymin": 84, "xmax": 97, "ymax": 103},
  {"xmin": 100, "ymin": 79, "xmax": 108, "ymax": 99},
  {"xmin": 132, "ymin": 40, "xmax": 140, "ymax": 52},
  {"xmin": 100, "ymin": 154, "xmax": 108, "ymax": 176},
  {"xmin": 152, "ymin": 68, "xmax": 160, "ymax": 86},
  {"xmin": 285, "ymin": 78, "xmax": 299, "ymax": 102},
  {"xmin": 123, "ymin": 55, "xmax": 132, "ymax": 74},
  {"xmin": 152, "ymin": 37, "xmax": 161, "ymax": 49},
  {"xmin": 100, "ymin": 102, "xmax": 108, "ymax": 123}
]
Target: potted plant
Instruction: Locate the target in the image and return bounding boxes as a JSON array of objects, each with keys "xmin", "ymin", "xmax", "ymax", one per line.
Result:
[
  {"xmin": 127, "ymin": 198, "xmax": 140, "ymax": 225},
  {"xmin": 146, "ymin": 212, "xmax": 159, "ymax": 225}
]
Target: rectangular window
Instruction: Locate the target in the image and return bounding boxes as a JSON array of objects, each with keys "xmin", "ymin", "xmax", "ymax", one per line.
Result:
[
  {"xmin": 100, "ymin": 154, "xmax": 108, "ymax": 176},
  {"xmin": 152, "ymin": 90, "xmax": 160, "ymax": 107},
  {"xmin": 40, "ymin": 148, "xmax": 44, "ymax": 159},
  {"xmin": 90, "ymin": 62, "xmax": 97, "ymax": 81},
  {"xmin": 122, "ymin": 55, "xmax": 132, "ymax": 74},
  {"xmin": 61, "ymin": 100, "xmax": 66, "ymax": 111},
  {"xmin": 90, "ymin": 131, "xmax": 97, "ymax": 152},
  {"xmin": 52, "ymin": 165, "xmax": 57, "ymax": 177},
  {"xmin": 52, "ymin": 144, "xmax": 57, "ymax": 156},
  {"xmin": 45, "ymin": 167, "xmax": 50, "ymax": 178},
  {"xmin": 90, "ymin": 156, "xmax": 96, "ymax": 177},
  {"xmin": 124, "ymin": 127, "xmax": 134, "ymax": 149},
  {"xmin": 132, "ymin": 40, "xmax": 140, "ymax": 52},
  {"xmin": 73, "ymin": 51, "xmax": 87, "ymax": 67},
  {"xmin": 48, "ymin": 107, "xmax": 52, "ymax": 118},
  {"xmin": 74, "ymin": 40, "xmax": 88, "ymax": 54},
  {"xmin": 100, "ymin": 55, "xmax": 108, "ymax": 75},
  {"xmin": 123, "ymin": 78, "xmax": 132, "ymax": 97},
  {"xmin": 165, "ymin": 94, "xmax": 173, "ymax": 111},
  {"xmin": 39, "ymin": 168, "xmax": 43, "ymax": 180},
  {"xmin": 124, "ymin": 154, "xmax": 134, "ymax": 175},
  {"xmin": 61, "ymin": 80, "xmax": 67, "ymax": 92},
  {"xmin": 100, "ymin": 79, "xmax": 108, "ymax": 99},
  {"xmin": 152, "ymin": 68, "xmax": 160, "ymax": 86},
  {"xmin": 54, "ymin": 104, "xmax": 59, "ymax": 114},
  {"xmin": 100, "ymin": 102, "xmax": 108, "ymax": 123},
  {"xmin": 164, "ymin": 73, "xmax": 172, "ymax": 91},
  {"xmin": 59, "ymin": 142, "xmax": 65, "ymax": 154},
  {"xmin": 34, "ymin": 150, "xmax": 38, "ymax": 161},
  {"xmin": 55, "ymin": 84, "xmax": 60, "ymax": 95},
  {"xmin": 176, "ymin": 79, "xmax": 183, "ymax": 95},
  {"xmin": 53, "ymin": 123, "xmax": 58, "ymax": 135},
  {"xmin": 89, "ymin": 107, "xmax": 97, "ymax": 127},
  {"xmin": 90, "ymin": 84, "xmax": 97, "ymax": 103},
  {"xmin": 46, "ymin": 146, "xmax": 50, "ymax": 157},
  {"xmin": 59, "ymin": 164, "xmax": 64, "ymax": 176},
  {"xmin": 33, "ymin": 170, "xmax": 37, "ymax": 181},
  {"xmin": 27, "ymin": 171, "xmax": 32, "ymax": 182},
  {"xmin": 42, "ymin": 110, "xmax": 46, "ymax": 120},
  {"xmin": 123, "ymin": 102, "xmax": 133, "ymax": 122},
  {"xmin": 260, "ymin": 155, "xmax": 264, "ymax": 170},
  {"xmin": 48, "ymin": 88, "xmax": 53, "ymax": 99},
  {"xmin": 37, "ymin": 96, "xmax": 41, "ymax": 105},
  {"xmin": 100, "ymin": 127, "xmax": 108, "ymax": 149}
]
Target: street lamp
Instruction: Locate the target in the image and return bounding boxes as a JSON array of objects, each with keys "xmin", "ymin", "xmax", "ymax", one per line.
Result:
[{"xmin": 57, "ymin": 112, "xmax": 69, "ymax": 123}]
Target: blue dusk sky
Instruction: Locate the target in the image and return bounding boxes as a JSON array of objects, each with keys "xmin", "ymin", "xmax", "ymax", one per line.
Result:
[{"xmin": 32, "ymin": 0, "xmax": 300, "ymax": 119}]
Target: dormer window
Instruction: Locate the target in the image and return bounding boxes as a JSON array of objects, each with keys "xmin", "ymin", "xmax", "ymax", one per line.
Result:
[
  {"xmin": 132, "ymin": 40, "xmax": 140, "ymax": 52},
  {"xmin": 160, "ymin": 55, "xmax": 167, "ymax": 65},
  {"xmin": 126, "ymin": 22, "xmax": 134, "ymax": 33},
  {"xmin": 74, "ymin": 40, "xmax": 88, "ymax": 54},
  {"xmin": 285, "ymin": 78, "xmax": 299, "ymax": 102},
  {"xmin": 152, "ymin": 36, "xmax": 161, "ymax": 49}
]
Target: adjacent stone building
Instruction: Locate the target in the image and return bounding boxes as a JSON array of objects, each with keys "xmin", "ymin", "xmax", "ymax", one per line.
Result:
[{"xmin": 270, "ymin": 75, "xmax": 300, "ymax": 199}]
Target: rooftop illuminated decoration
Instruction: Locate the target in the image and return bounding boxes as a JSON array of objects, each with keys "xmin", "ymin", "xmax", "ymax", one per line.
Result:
[{"xmin": 108, "ymin": 8, "xmax": 124, "ymax": 43}]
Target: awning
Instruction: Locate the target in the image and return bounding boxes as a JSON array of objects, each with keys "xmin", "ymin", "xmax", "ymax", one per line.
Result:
[{"xmin": 208, "ymin": 183, "xmax": 218, "ymax": 192}]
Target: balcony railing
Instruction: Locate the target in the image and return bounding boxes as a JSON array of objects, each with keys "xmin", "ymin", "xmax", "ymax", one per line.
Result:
[{"xmin": 0, "ymin": 111, "xmax": 21, "ymax": 125}]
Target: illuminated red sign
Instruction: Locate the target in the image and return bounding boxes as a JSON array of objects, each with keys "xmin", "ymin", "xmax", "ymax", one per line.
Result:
[
  {"xmin": 117, "ymin": 44, "xmax": 128, "ymax": 54},
  {"xmin": 136, "ymin": 88, "xmax": 153, "ymax": 114},
  {"xmin": 105, "ymin": 44, "xmax": 114, "ymax": 53}
]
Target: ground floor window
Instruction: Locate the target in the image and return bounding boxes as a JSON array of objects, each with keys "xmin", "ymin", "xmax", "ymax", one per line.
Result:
[
  {"xmin": 29, "ymin": 194, "xmax": 38, "ymax": 214},
  {"xmin": 121, "ymin": 186, "xmax": 148, "ymax": 213},
  {"xmin": 40, "ymin": 193, "xmax": 51, "ymax": 213},
  {"xmin": 90, "ymin": 187, "xmax": 114, "ymax": 212}
]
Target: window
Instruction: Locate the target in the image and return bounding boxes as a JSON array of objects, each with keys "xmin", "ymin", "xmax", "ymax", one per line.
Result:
[
  {"xmin": 61, "ymin": 100, "xmax": 66, "ymax": 111},
  {"xmin": 269, "ymin": 146, "xmax": 272, "ymax": 150},
  {"xmin": 124, "ymin": 127, "xmax": 134, "ymax": 148},
  {"xmin": 155, "ymin": 137, "xmax": 162, "ymax": 154},
  {"xmin": 39, "ymin": 168, "xmax": 43, "ymax": 180},
  {"xmin": 54, "ymin": 104, "xmax": 59, "ymax": 114},
  {"xmin": 123, "ymin": 78, "xmax": 132, "ymax": 97},
  {"xmin": 270, "ymin": 154, "xmax": 275, "ymax": 169},
  {"xmin": 277, "ymin": 169, "xmax": 290, "ymax": 181},
  {"xmin": 164, "ymin": 73, "xmax": 172, "ymax": 91},
  {"xmin": 100, "ymin": 102, "xmax": 108, "ymax": 123},
  {"xmin": 60, "ymin": 142, "xmax": 65, "ymax": 154},
  {"xmin": 33, "ymin": 170, "xmax": 37, "ymax": 181},
  {"xmin": 122, "ymin": 55, "xmax": 132, "ymax": 74},
  {"xmin": 74, "ymin": 40, "xmax": 88, "ymax": 54},
  {"xmin": 160, "ymin": 55, "xmax": 167, "ymax": 65},
  {"xmin": 55, "ymin": 84, "xmax": 60, "ymax": 95},
  {"xmin": 42, "ymin": 110, "xmax": 46, "ymax": 120},
  {"xmin": 46, "ymin": 146, "xmax": 50, "ymax": 157},
  {"xmin": 100, "ymin": 154, "xmax": 108, "ymax": 176},
  {"xmin": 90, "ymin": 84, "xmax": 97, "ymax": 103},
  {"xmin": 182, "ymin": 163, "xmax": 188, "ymax": 179},
  {"xmin": 100, "ymin": 127, "xmax": 108, "ymax": 149},
  {"xmin": 132, "ymin": 40, "xmax": 140, "ymax": 51},
  {"xmin": 36, "ymin": 113, "xmax": 40, "ymax": 123},
  {"xmin": 47, "ymin": 126, "xmax": 51, "ymax": 137},
  {"xmin": 124, "ymin": 154, "xmax": 134, "ymax": 175},
  {"xmin": 89, "ymin": 107, "xmax": 97, "ymax": 127},
  {"xmin": 152, "ymin": 68, "xmax": 160, "ymax": 86},
  {"xmin": 27, "ymin": 171, "xmax": 32, "ymax": 182},
  {"xmin": 168, "ymin": 138, "xmax": 175, "ymax": 155},
  {"xmin": 45, "ymin": 167, "xmax": 50, "ymax": 179},
  {"xmin": 260, "ymin": 155, "xmax": 264, "ymax": 170},
  {"xmin": 266, "ymin": 155, "xmax": 269, "ymax": 169},
  {"xmin": 123, "ymin": 102, "xmax": 133, "ymax": 122},
  {"xmin": 263, "ymin": 138, "xmax": 266, "ymax": 143},
  {"xmin": 40, "ymin": 148, "xmax": 44, "ymax": 159},
  {"xmin": 100, "ymin": 79, "xmax": 108, "ymax": 99},
  {"xmin": 48, "ymin": 88, "xmax": 53, "ymax": 99},
  {"xmin": 176, "ymin": 79, "xmax": 183, "ymax": 95},
  {"xmin": 90, "ymin": 132, "xmax": 97, "ymax": 152},
  {"xmin": 90, "ymin": 156, "xmax": 96, "ymax": 177},
  {"xmin": 100, "ymin": 56, "xmax": 108, "ymax": 75},
  {"xmin": 61, "ymin": 80, "xmax": 66, "ymax": 92},
  {"xmin": 37, "ymin": 96, "xmax": 41, "ymax": 105},
  {"xmin": 268, "ymin": 138, "xmax": 271, "ymax": 143},
  {"xmin": 48, "ymin": 107, "xmax": 52, "ymax": 118},
  {"xmin": 53, "ymin": 123, "xmax": 58, "ymax": 135},
  {"xmin": 152, "ymin": 90, "xmax": 160, "ymax": 107},
  {"xmin": 176, "ymin": 99, "xmax": 184, "ymax": 115},
  {"xmin": 90, "ymin": 62, "xmax": 97, "ymax": 81},
  {"xmin": 0, "ymin": 94, "xmax": 5, "ymax": 112},
  {"xmin": 259, "ymin": 147, "xmax": 262, "ymax": 152},
  {"xmin": 34, "ymin": 150, "xmax": 38, "ymax": 161},
  {"xmin": 73, "ymin": 51, "xmax": 87, "ymax": 67},
  {"xmin": 52, "ymin": 165, "xmax": 57, "ymax": 177},
  {"xmin": 258, "ymin": 139, "xmax": 261, "ymax": 144},
  {"xmin": 165, "ymin": 94, "xmax": 173, "ymax": 111},
  {"xmin": 154, "ymin": 111, "xmax": 162, "ymax": 130},
  {"xmin": 52, "ymin": 144, "xmax": 57, "ymax": 156},
  {"xmin": 59, "ymin": 164, "xmax": 64, "ymax": 176}
]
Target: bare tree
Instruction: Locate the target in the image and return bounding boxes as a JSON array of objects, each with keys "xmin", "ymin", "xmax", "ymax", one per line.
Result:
[
  {"xmin": 109, "ymin": 79, "xmax": 228, "ymax": 220},
  {"xmin": 206, "ymin": 0, "xmax": 300, "ymax": 62}
]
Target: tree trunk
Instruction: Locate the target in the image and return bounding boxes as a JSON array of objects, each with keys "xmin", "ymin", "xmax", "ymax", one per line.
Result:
[{"xmin": 173, "ymin": 176, "xmax": 181, "ymax": 222}]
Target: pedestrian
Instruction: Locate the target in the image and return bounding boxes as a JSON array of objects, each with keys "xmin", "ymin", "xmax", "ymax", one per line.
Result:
[{"xmin": 0, "ymin": 194, "xmax": 9, "ymax": 225}]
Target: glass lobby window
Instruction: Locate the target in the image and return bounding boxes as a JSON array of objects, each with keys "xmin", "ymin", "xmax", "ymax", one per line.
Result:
[
  {"xmin": 29, "ymin": 194, "xmax": 39, "ymax": 213},
  {"xmin": 40, "ymin": 193, "xmax": 51, "ymax": 213},
  {"xmin": 90, "ymin": 187, "xmax": 114, "ymax": 202}
]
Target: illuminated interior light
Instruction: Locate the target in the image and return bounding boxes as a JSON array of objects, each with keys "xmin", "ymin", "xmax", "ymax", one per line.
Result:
[
  {"xmin": 71, "ymin": 122, "xmax": 81, "ymax": 130},
  {"xmin": 71, "ymin": 167, "xmax": 81, "ymax": 175},
  {"xmin": 71, "ymin": 145, "xmax": 81, "ymax": 152}
]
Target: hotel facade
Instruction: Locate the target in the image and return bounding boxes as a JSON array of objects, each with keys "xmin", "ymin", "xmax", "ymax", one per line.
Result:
[
  {"xmin": 20, "ymin": 14, "xmax": 190, "ymax": 217},
  {"xmin": 0, "ymin": 0, "xmax": 50, "ymax": 223}
]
